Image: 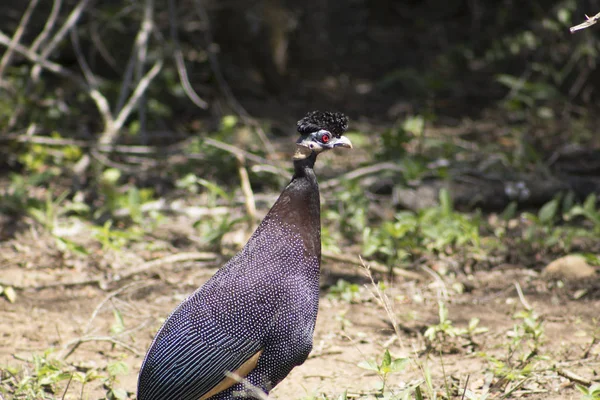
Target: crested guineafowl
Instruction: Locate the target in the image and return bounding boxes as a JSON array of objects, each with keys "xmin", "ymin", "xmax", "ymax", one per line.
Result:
[{"xmin": 137, "ymin": 111, "xmax": 352, "ymax": 399}]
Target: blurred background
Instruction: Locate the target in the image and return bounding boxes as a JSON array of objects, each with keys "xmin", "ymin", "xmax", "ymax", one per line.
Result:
[{"xmin": 1, "ymin": 1, "xmax": 600, "ymax": 399}]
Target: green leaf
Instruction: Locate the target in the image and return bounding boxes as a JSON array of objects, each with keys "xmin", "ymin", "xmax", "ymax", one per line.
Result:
[
  {"xmin": 538, "ymin": 198, "xmax": 558, "ymax": 224},
  {"xmin": 381, "ymin": 349, "xmax": 392, "ymax": 369},
  {"xmin": 439, "ymin": 188, "xmax": 453, "ymax": 216},
  {"xmin": 107, "ymin": 360, "xmax": 129, "ymax": 377},
  {"xmin": 584, "ymin": 194, "xmax": 597, "ymax": 214},
  {"xmin": 357, "ymin": 360, "xmax": 379, "ymax": 372},
  {"xmin": 110, "ymin": 309, "xmax": 125, "ymax": 335},
  {"xmin": 108, "ymin": 388, "xmax": 129, "ymax": 400},
  {"xmin": 389, "ymin": 357, "xmax": 409, "ymax": 372}
]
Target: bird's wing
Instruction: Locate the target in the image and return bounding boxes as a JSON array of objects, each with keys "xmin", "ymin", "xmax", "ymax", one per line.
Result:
[{"xmin": 138, "ymin": 320, "xmax": 263, "ymax": 400}]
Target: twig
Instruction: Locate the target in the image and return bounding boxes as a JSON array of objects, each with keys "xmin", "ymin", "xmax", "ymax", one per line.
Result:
[
  {"xmin": 224, "ymin": 372, "xmax": 270, "ymax": 400},
  {"xmin": 135, "ymin": 0, "xmax": 154, "ymax": 144},
  {"xmin": 360, "ymin": 256, "xmax": 405, "ymax": 351},
  {"xmin": 237, "ymin": 155, "xmax": 257, "ymax": 229},
  {"xmin": 514, "ymin": 281, "xmax": 532, "ymax": 311},
  {"xmin": 420, "ymin": 264, "xmax": 448, "ymax": 301},
  {"xmin": 31, "ymin": 0, "xmax": 63, "ymax": 52},
  {"xmin": 117, "ymin": 251, "xmax": 218, "ymax": 281},
  {"xmin": 0, "ymin": 31, "xmax": 80, "ymax": 79},
  {"xmin": 84, "ymin": 281, "xmax": 147, "ymax": 335},
  {"xmin": 0, "ymin": 0, "xmax": 40, "ymax": 79},
  {"xmin": 105, "ymin": 58, "xmax": 163, "ymax": 144},
  {"xmin": 570, "ymin": 12, "xmax": 600, "ymax": 33},
  {"xmin": 60, "ymin": 335, "xmax": 142, "ymax": 360},
  {"xmin": 320, "ymin": 162, "xmax": 405, "ymax": 190},
  {"xmin": 69, "ymin": 26, "xmax": 97, "ymax": 85},
  {"xmin": 556, "ymin": 368, "xmax": 593, "ymax": 386},
  {"xmin": 30, "ymin": 0, "xmax": 92, "ymax": 81},
  {"xmin": 168, "ymin": 0, "xmax": 208, "ymax": 109},
  {"xmin": 60, "ymin": 373, "xmax": 74, "ymax": 400},
  {"xmin": 204, "ymin": 138, "xmax": 289, "ymax": 176}
]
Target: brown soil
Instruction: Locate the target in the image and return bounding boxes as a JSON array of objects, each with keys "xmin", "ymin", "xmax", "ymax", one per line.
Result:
[{"xmin": 1, "ymin": 220, "xmax": 599, "ymax": 400}]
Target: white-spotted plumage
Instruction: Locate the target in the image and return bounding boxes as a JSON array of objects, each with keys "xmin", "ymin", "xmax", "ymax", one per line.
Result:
[{"xmin": 138, "ymin": 111, "xmax": 350, "ymax": 399}]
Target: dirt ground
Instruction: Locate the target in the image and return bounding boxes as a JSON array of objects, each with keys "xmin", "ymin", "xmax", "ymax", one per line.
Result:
[{"xmin": 1, "ymin": 219, "xmax": 599, "ymax": 400}]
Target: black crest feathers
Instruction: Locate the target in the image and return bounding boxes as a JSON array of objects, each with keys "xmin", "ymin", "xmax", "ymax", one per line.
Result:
[{"xmin": 297, "ymin": 111, "xmax": 349, "ymax": 138}]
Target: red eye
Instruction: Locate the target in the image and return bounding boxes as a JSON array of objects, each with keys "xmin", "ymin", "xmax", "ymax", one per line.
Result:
[{"xmin": 321, "ymin": 134, "xmax": 330, "ymax": 143}]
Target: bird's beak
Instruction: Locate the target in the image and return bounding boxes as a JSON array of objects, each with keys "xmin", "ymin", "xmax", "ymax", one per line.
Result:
[{"xmin": 332, "ymin": 135, "xmax": 353, "ymax": 149}]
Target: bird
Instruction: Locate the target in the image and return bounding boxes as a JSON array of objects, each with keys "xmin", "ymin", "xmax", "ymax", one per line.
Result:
[{"xmin": 137, "ymin": 111, "xmax": 352, "ymax": 400}]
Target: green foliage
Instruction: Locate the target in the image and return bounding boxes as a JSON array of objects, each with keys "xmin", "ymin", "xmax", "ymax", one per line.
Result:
[
  {"xmin": 93, "ymin": 220, "xmax": 144, "ymax": 251},
  {"xmin": 424, "ymin": 302, "xmax": 488, "ymax": 349},
  {"xmin": 0, "ymin": 349, "xmax": 70, "ymax": 399},
  {"xmin": 358, "ymin": 349, "xmax": 410, "ymax": 394},
  {"xmin": 325, "ymin": 181, "xmax": 370, "ymax": 241},
  {"xmin": 327, "ymin": 279, "xmax": 361, "ymax": 303},
  {"xmin": 578, "ymin": 383, "xmax": 600, "ymax": 400},
  {"xmin": 363, "ymin": 189, "xmax": 480, "ymax": 267},
  {"xmin": 481, "ymin": 307, "xmax": 545, "ymax": 387}
]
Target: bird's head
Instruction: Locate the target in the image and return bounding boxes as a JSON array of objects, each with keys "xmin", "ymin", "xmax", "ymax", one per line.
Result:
[{"xmin": 293, "ymin": 111, "xmax": 352, "ymax": 160}]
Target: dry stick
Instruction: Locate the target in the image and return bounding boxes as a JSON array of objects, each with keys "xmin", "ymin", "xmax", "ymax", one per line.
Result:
[
  {"xmin": 360, "ymin": 256, "xmax": 405, "ymax": 351},
  {"xmin": 6, "ymin": 0, "xmax": 63, "ymax": 129},
  {"xmin": 135, "ymin": 0, "xmax": 154, "ymax": 144},
  {"xmin": 237, "ymin": 155, "xmax": 258, "ymax": 229},
  {"xmin": 570, "ymin": 12, "xmax": 600, "ymax": 33},
  {"xmin": 115, "ymin": 14, "xmax": 145, "ymax": 112},
  {"xmin": 0, "ymin": 31, "xmax": 79, "ymax": 79},
  {"xmin": 168, "ymin": 0, "xmax": 208, "ymax": 109},
  {"xmin": 556, "ymin": 368, "xmax": 593, "ymax": 386},
  {"xmin": 514, "ymin": 281, "xmax": 532, "ymax": 311},
  {"xmin": 61, "ymin": 336, "xmax": 142, "ymax": 360},
  {"xmin": 60, "ymin": 373, "xmax": 74, "ymax": 400},
  {"xmin": 0, "ymin": 0, "xmax": 40, "ymax": 79},
  {"xmin": 224, "ymin": 372, "xmax": 270, "ymax": 400},
  {"xmin": 30, "ymin": 0, "xmax": 92, "ymax": 81},
  {"xmin": 89, "ymin": 20, "xmax": 118, "ymax": 71},
  {"xmin": 30, "ymin": 0, "xmax": 63, "ymax": 52},
  {"xmin": 107, "ymin": 59, "xmax": 163, "ymax": 143},
  {"xmin": 83, "ymin": 281, "xmax": 147, "ymax": 335},
  {"xmin": 320, "ymin": 162, "xmax": 405, "ymax": 190},
  {"xmin": 204, "ymin": 138, "xmax": 289, "ymax": 177}
]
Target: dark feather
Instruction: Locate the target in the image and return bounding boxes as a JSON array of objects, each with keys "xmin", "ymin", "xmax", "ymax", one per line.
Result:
[{"xmin": 297, "ymin": 111, "xmax": 349, "ymax": 137}]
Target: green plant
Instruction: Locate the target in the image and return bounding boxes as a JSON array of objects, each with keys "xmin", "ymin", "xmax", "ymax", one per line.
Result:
[
  {"xmin": 363, "ymin": 189, "xmax": 480, "ymax": 268},
  {"xmin": 578, "ymin": 383, "xmax": 600, "ymax": 400},
  {"xmin": 481, "ymin": 307, "xmax": 545, "ymax": 389},
  {"xmin": 0, "ymin": 349, "xmax": 71, "ymax": 399},
  {"xmin": 357, "ymin": 349, "xmax": 410, "ymax": 394},
  {"xmin": 93, "ymin": 220, "xmax": 144, "ymax": 250},
  {"xmin": 327, "ymin": 279, "xmax": 361, "ymax": 303},
  {"xmin": 565, "ymin": 193, "xmax": 600, "ymax": 235},
  {"xmin": 424, "ymin": 302, "xmax": 488, "ymax": 350}
]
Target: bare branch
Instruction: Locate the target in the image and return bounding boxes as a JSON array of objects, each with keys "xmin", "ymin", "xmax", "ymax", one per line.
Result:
[
  {"xmin": 0, "ymin": 0, "xmax": 41, "ymax": 79},
  {"xmin": 107, "ymin": 58, "xmax": 163, "ymax": 143},
  {"xmin": 0, "ymin": 30, "xmax": 80, "ymax": 80},
  {"xmin": 570, "ymin": 12, "xmax": 600, "ymax": 33},
  {"xmin": 30, "ymin": 0, "xmax": 63, "ymax": 52},
  {"xmin": 115, "ymin": 0, "xmax": 155, "ymax": 114},
  {"xmin": 31, "ymin": 0, "xmax": 92, "ymax": 81},
  {"xmin": 168, "ymin": 0, "xmax": 208, "ymax": 109}
]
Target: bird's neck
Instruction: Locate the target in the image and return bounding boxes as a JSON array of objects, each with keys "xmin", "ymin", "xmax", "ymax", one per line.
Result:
[{"xmin": 263, "ymin": 153, "xmax": 321, "ymax": 260}]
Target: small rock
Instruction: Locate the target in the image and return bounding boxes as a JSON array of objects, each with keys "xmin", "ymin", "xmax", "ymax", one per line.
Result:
[{"xmin": 542, "ymin": 255, "xmax": 596, "ymax": 280}]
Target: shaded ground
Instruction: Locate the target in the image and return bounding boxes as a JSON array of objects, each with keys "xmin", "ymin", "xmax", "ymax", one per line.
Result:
[{"xmin": 1, "ymin": 220, "xmax": 599, "ymax": 399}]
